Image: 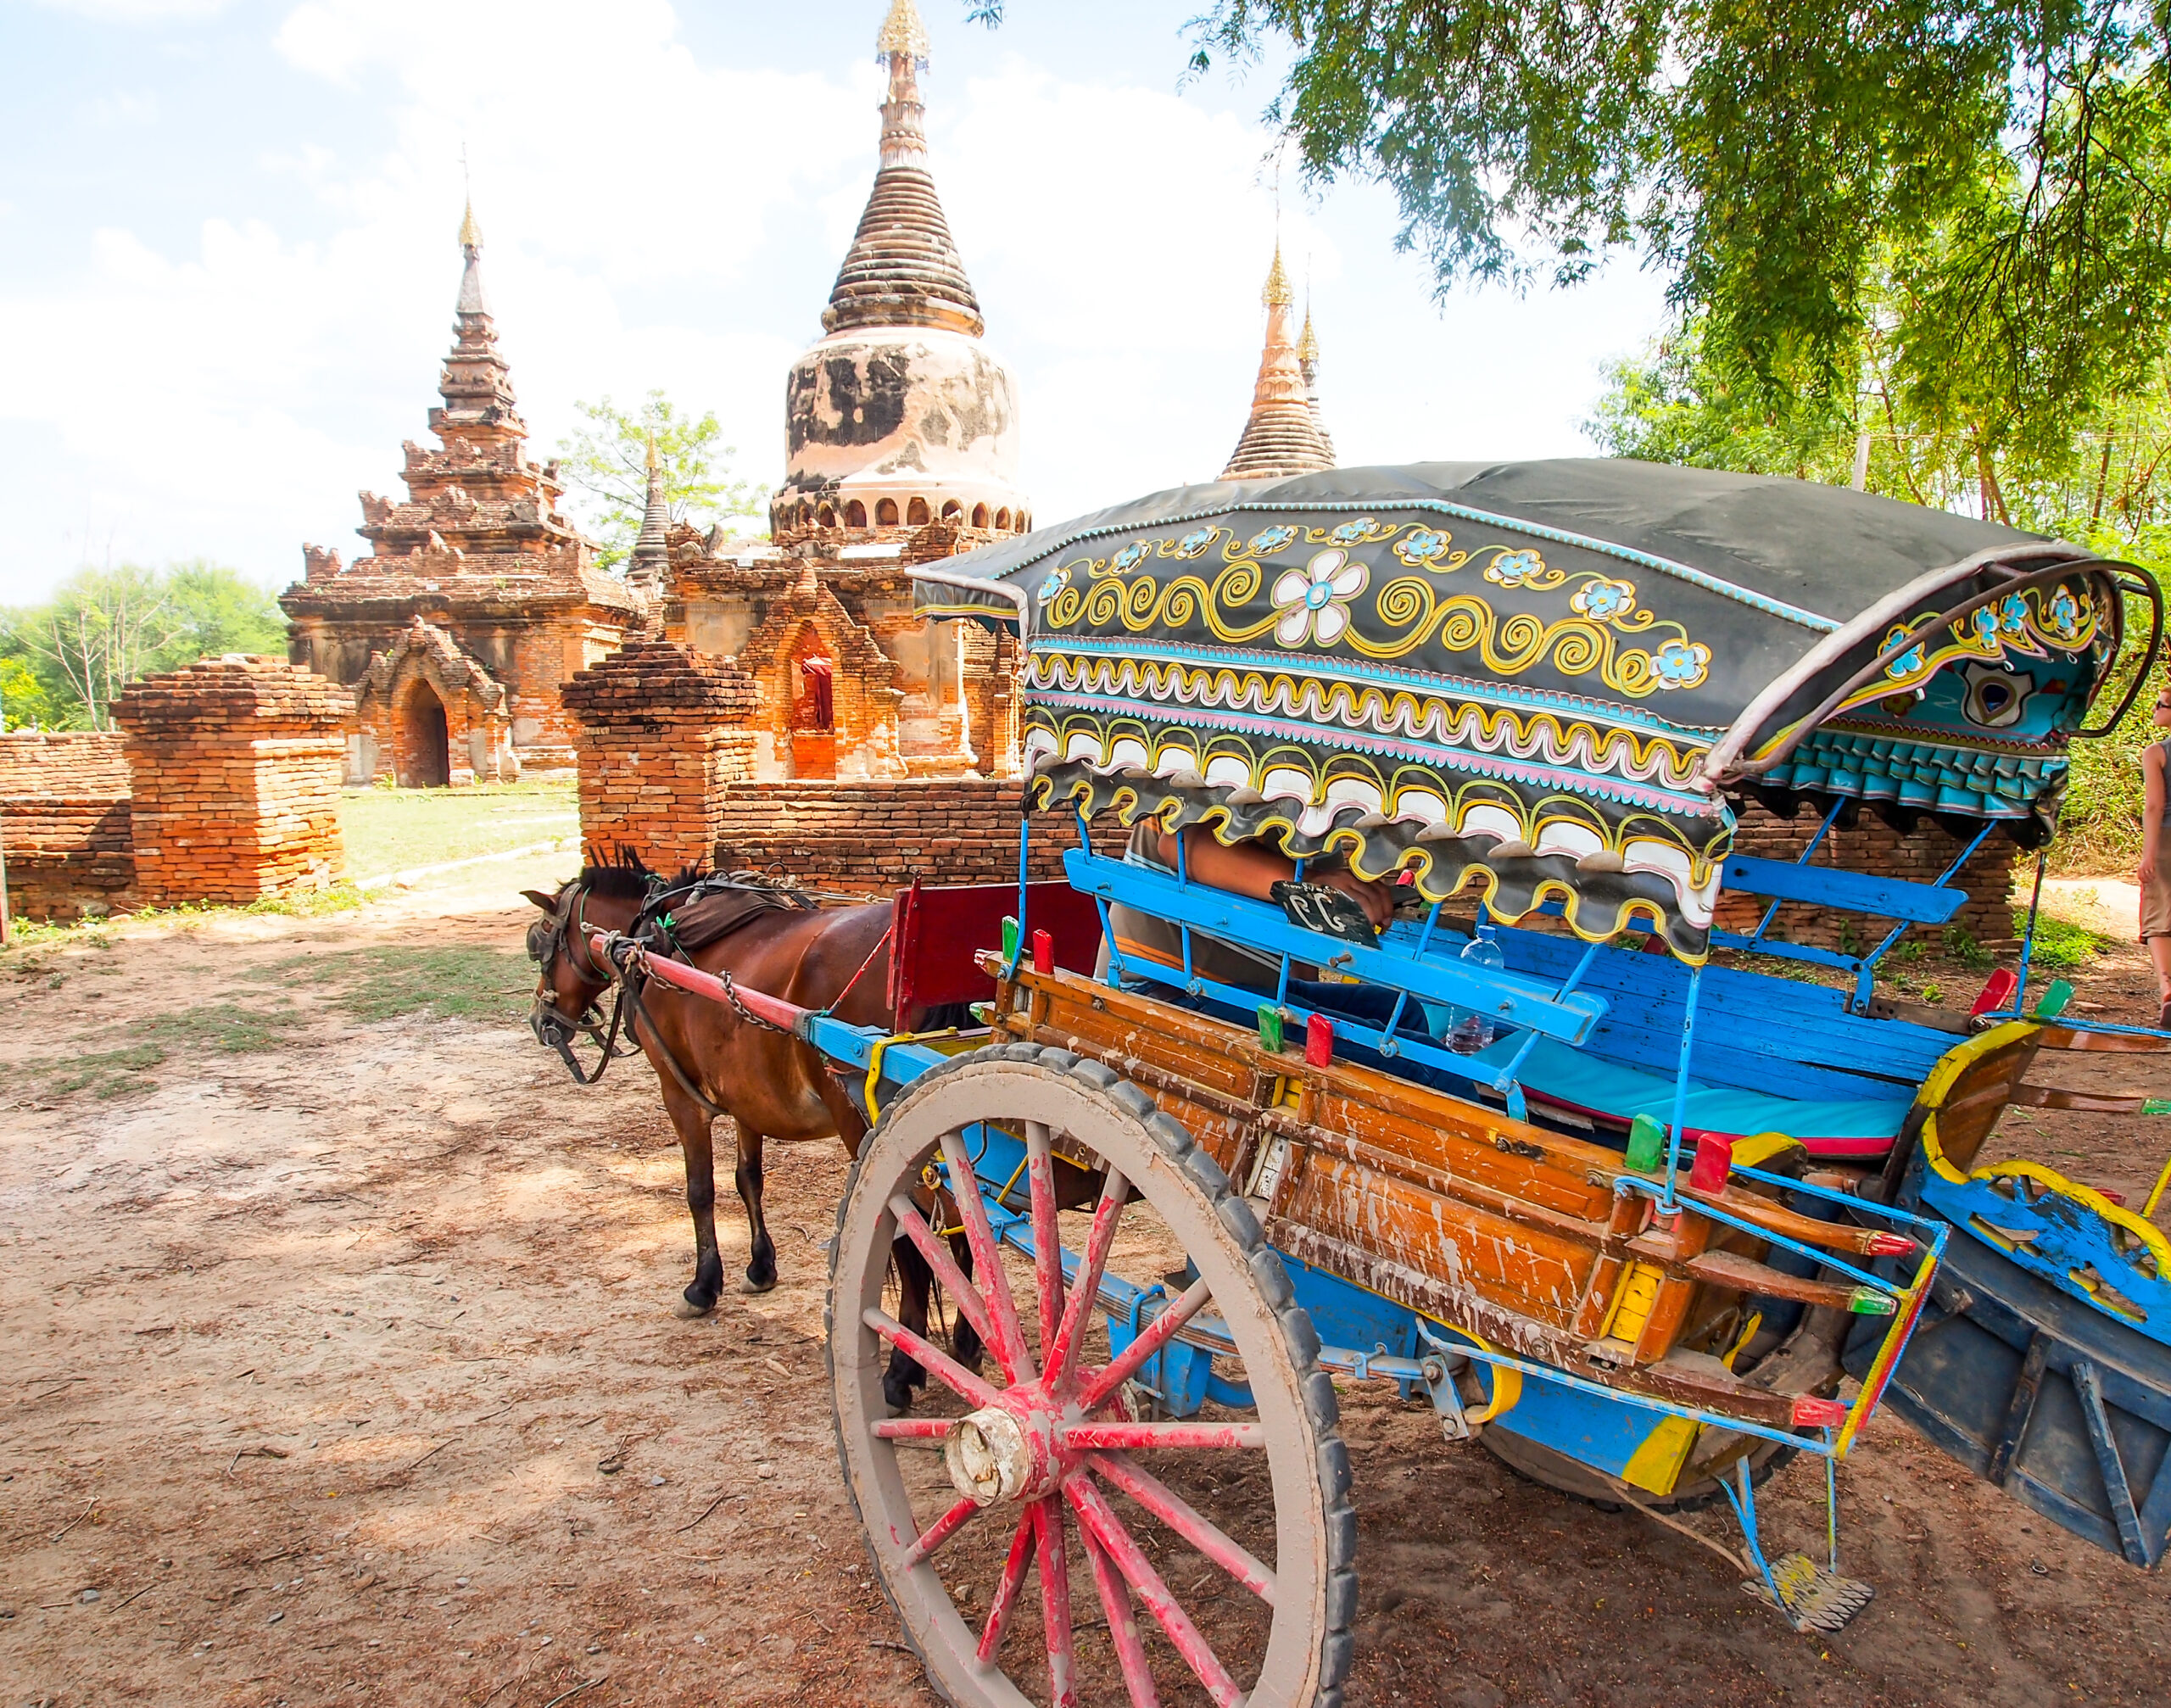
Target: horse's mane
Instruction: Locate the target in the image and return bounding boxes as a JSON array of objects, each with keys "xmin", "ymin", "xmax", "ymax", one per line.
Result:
[{"xmin": 572, "ymin": 846, "xmax": 709, "ymax": 901}]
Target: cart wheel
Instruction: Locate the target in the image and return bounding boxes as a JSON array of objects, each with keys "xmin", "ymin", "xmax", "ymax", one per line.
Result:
[
  {"xmin": 1480, "ymin": 1426, "xmax": 1797, "ymax": 1513},
  {"xmin": 827, "ymin": 1042, "xmax": 1355, "ymax": 1708}
]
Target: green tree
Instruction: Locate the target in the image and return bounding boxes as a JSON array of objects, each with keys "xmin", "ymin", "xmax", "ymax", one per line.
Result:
[
  {"xmin": 554, "ymin": 391, "xmax": 761, "ymax": 571},
  {"xmin": 7, "ymin": 564, "xmax": 182, "ymax": 732},
  {"xmin": 0, "ymin": 561, "xmax": 284, "ymax": 732},
  {"xmin": 1044, "ymin": 0, "xmax": 2171, "ymax": 438},
  {"xmin": 0, "ymin": 655, "xmax": 51, "ymax": 730},
  {"xmin": 147, "ymin": 561, "xmax": 289, "ymax": 671},
  {"xmin": 1588, "ymin": 310, "xmax": 2171, "ymax": 872}
]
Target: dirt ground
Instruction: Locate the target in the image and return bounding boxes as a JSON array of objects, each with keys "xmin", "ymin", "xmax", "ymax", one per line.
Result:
[{"xmin": 3, "ymin": 865, "xmax": 2169, "ymax": 1708}]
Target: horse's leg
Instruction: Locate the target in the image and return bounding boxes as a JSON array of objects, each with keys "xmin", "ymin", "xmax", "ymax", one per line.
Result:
[
  {"xmin": 734, "ymin": 1125, "xmax": 778, "ymax": 1295},
  {"xmin": 947, "ymin": 1230, "xmax": 985, "ymax": 1376},
  {"xmin": 660, "ymin": 1086, "xmax": 726, "ymax": 1320},
  {"xmin": 885, "ymin": 1230, "xmax": 935, "ymax": 1415}
]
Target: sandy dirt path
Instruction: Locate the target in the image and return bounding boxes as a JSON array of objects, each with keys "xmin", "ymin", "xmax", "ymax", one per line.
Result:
[{"xmin": 2, "ymin": 879, "xmax": 2168, "ymax": 1707}]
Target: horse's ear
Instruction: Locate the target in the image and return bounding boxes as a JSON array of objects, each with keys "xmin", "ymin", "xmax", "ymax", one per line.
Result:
[{"xmin": 521, "ymin": 890, "xmax": 557, "ymax": 913}]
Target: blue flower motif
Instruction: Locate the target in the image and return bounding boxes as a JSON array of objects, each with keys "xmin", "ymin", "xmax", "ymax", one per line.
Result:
[
  {"xmin": 1998, "ymin": 592, "xmax": 2029, "ymax": 634},
  {"xmin": 1392, "ymin": 527, "xmax": 1453, "ymax": 567},
  {"xmin": 1330, "ymin": 516, "xmax": 1379, "ymax": 544},
  {"xmin": 1571, "ymin": 576, "xmax": 1637, "ymax": 622},
  {"xmin": 1650, "ymin": 639, "xmax": 1711, "ymax": 689},
  {"xmin": 1173, "ymin": 526, "xmax": 1217, "ymax": 560},
  {"xmin": 1035, "ymin": 566, "xmax": 1072, "ymax": 604},
  {"xmin": 1486, "ymin": 549, "xmax": 1549, "ymax": 588},
  {"xmin": 1884, "ymin": 643, "xmax": 1927, "ymax": 680},
  {"xmin": 1110, "ymin": 542, "xmax": 1149, "ymax": 573},
  {"xmin": 1248, "ymin": 525, "xmax": 1299, "ymax": 555},
  {"xmin": 2047, "ymin": 587, "xmax": 2083, "ymax": 640}
]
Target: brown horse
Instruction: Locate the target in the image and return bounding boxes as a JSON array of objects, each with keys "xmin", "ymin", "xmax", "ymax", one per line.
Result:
[{"xmin": 523, "ymin": 853, "xmax": 977, "ymax": 1412}]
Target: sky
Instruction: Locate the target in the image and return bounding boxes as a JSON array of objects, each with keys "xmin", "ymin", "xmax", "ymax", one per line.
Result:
[{"xmin": 0, "ymin": 0, "xmax": 1674, "ymax": 606}]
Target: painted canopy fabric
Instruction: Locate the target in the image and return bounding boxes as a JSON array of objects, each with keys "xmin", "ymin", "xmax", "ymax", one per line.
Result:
[{"xmin": 916, "ymin": 460, "xmax": 2121, "ymax": 958}]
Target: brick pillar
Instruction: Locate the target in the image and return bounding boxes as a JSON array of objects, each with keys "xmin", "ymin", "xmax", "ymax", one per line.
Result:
[
  {"xmin": 561, "ymin": 639, "xmax": 758, "ymax": 874},
  {"xmin": 113, "ymin": 656, "xmax": 353, "ymax": 907}
]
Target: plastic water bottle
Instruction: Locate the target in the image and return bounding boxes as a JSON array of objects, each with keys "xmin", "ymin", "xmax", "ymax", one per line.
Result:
[{"xmin": 1448, "ymin": 925, "xmax": 1505, "ymax": 1054}]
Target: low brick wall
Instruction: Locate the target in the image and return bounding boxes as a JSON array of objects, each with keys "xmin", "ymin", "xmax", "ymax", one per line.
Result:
[
  {"xmin": 114, "ymin": 658, "xmax": 352, "ymax": 907},
  {"xmin": 711, "ymin": 779, "xmax": 1109, "ymax": 893},
  {"xmin": 1721, "ymin": 801, "xmax": 2023, "ymax": 952},
  {"xmin": 0, "ymin": 732, "xmax": 136, "ymax": 921}
]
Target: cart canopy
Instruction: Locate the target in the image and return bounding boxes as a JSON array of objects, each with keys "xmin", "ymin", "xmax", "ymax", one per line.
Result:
[{"xmin": 916, "ymin": 460, "xmax": 2134, "ymax": 957}]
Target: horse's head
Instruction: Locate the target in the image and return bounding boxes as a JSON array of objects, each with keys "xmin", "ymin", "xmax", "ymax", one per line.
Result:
[{"xmin": 521, "ymin": 852, "xmax": 669, "ymax": 1078}]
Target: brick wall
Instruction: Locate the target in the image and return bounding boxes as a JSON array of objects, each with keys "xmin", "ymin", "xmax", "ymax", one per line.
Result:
[
  {"xmin": 710, "ymin": 779, "xmax": 1112, "ymax": 892},
  {"xmin": 563, "ymin": 641, "xmax": 759, "ymax": 876},
  {"xmin": 1721, "ymin": 801, "xmax": 2023, "ymax": 952},
  {"xmin": 114, "ymin": 657, "xmax": 352, "ymax": 907},
  {"xmin": 0, "ymin": 732, "xmax": 135, "ymax": 921}
]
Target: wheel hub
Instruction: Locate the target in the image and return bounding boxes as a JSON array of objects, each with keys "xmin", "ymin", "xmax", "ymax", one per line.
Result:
[{"xmin": 944, "ymin": 1395, "xmax": 1067, "ymax": 1505}]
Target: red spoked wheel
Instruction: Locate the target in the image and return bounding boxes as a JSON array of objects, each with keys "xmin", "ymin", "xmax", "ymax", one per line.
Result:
[{"xmin": 826, "ymin": 1043, "xmax": 1355, "ymax": 1708}]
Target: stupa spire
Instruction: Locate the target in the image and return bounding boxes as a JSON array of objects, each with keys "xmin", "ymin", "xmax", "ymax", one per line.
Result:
[
  {"xmin": 1219, "ymin": 243, "xmax": 1335, "ymax": 481},
  {"xmin": 625, "ymin": 430, "xmax": 671, "ymax": 609},
  {"xmin": 435, "ymin": 198, "xmax": 521, "ymax": 445},
  {"xmin": 1298, "ymin": 292, "xmax": 1335, "ymax": 461},
  {"xmin": 822, "ymin": 0, "xmax": 984, "ymax": 337}
]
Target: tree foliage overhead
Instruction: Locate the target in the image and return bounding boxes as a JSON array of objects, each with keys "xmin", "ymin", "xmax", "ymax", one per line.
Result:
[
  {"xmin": 554, "ymin": 391, "xmax": 762, "ymax": 571},
  {"xmin": 1173, "ymin": 0, "xmax": 2171, "ymax": 421}
]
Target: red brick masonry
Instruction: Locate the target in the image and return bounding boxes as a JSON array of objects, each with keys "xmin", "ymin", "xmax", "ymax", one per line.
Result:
[
  {"xmin": 709, "ymin": 779, "xmax": 1091, "ymax": 893},
  {"xmin": 112, "ymin": 657, "xmax": 353, "ymax": 908},
  {"xmin": 562, "ymin": 641, "xmax": 760, "ymax": 878},
  {"xmin": 0, "ymin": 732, "xmax": 134, "ymax": 922}
]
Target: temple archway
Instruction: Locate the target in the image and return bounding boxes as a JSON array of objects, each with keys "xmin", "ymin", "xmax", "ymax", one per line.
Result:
[{"xmin": 401, "ymin": 680, "xmax": 451, "ymax": 787}]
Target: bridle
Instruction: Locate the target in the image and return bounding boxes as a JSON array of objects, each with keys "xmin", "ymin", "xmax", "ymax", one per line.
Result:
[
  {"xmin": 527, "ymin": 880, "xmax": 637, "ymax": 1085},
  {"xmin": 527, "ymin": 873, "xmax": 743, "ymax": 1119}
]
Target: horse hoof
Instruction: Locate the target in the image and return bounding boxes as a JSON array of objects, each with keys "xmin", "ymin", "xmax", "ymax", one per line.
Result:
[
  {"xmin": 673, "ymin": 1297, "xmax": 717, "ymax": 1320},
  {"xmin": 735, "ymin": 1274, "xmax": 778, "ymax": 1296}
]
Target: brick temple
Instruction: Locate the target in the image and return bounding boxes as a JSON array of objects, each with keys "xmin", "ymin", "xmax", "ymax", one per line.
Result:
[
  {"xmin": 281, "ymin": 204, "xmax": 643, "ymax": 785},
  {"xmin": 658, "ymin": 0, "xmax": 1025, "ymax": 783}
]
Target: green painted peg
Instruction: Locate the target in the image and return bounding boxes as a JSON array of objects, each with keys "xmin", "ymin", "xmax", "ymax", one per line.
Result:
[
  {"xmin": 1257, "ymin": 1006, "xmax": 1286, "ymax": 1053},
  {"xmin": 1625, "ymin": 1113, "xmax": 1666, "ymax": 1173},
  {"xmin": 2032, "ymin": 978, "xmax": 2073, "ymax": 1019}
]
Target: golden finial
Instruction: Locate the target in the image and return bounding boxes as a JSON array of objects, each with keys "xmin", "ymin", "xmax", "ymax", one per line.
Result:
[
  {"xmin": 458, "ymin": 197, "xmax": 483, "ymax": 251},
  {"xmin": 645, "ymin": 429, "xmax": 660, "ymax": 474},
  {"xmin": 876, "ymin": 0, "xmax": 930, "ymax": 61},
  {"xmin": 1298, "ymin": 304, "xmax": 1320, "ymax": 362},
  {"xmin": 1262, "ymin": 243, "xmax": 1293, "ymax": 309}
]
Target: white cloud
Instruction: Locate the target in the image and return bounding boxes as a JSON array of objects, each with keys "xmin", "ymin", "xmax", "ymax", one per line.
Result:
[
  {"xmin": 0, "ymin": 0, "xmax": 1672, "ymax": 600},
  {"xmin": 84, "ymin": 92, "xmax": 159, "ymax": 126}
]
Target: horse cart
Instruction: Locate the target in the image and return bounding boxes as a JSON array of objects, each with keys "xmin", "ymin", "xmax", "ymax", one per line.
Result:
[{"xmin": 564, "ymin": 462, "xmax": 2171, "ymax": 1707}]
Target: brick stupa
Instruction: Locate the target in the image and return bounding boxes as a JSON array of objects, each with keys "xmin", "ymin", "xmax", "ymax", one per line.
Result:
[{"xmin": 282, "ymin": 202, "xmax": 644, "ymax": 783}]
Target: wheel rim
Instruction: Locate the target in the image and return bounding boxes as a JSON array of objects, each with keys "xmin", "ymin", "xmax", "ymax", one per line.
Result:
[{"xmin": 828, "ymin": 1053, "xmax": 1336, "ymax": 1708}]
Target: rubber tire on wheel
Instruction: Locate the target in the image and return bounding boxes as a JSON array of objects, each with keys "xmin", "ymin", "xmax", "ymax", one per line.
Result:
[{"xmin": 826, "ymin": 1042, "xmax": 1357, "ymax": 1708}]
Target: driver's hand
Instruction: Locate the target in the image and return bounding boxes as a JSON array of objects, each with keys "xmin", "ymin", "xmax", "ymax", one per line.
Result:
[{"xmin": 1319, "ymin": 868, "xmax": 1397, "ymax": 931}]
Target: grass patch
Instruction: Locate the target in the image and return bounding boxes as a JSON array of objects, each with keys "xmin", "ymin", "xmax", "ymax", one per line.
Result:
[
  {"xmin": 38, "ymin": 1042, "xmax": 167, "ymax": 1099},
  {"xmin": 250, "ymin": 944, "xmax": 535, "ymax": 1024},
  {"xmin": 143, "ymin": 999, "xmax": 309, "ymax": 1053},
  {"xmin": 2026, "ymin": 913, "xmax": 2114, "ymax": 970},
  {"xmin": 338, "ymin": 779, "xmax": 578, "ymax": 879}
]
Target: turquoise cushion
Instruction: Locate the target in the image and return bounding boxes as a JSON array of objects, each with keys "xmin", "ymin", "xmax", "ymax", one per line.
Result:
[{"xmin": 1469, "ymin": 1035, "xmax": 1911, "ymax": 1145}]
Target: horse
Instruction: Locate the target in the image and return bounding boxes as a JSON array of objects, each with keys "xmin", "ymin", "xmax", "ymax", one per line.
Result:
[{"xmin": 523, "ymin": 851, "xmax": 978, "ymax": 1413}]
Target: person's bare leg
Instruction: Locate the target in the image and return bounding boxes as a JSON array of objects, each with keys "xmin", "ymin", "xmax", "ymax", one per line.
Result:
[{"xmin": 2149, "ymin": 935, "xmax": 2171, "ymax": 1024}]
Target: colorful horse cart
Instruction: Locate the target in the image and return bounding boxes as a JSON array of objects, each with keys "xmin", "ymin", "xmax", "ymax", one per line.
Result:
[{"xmin": 604, "ymin": 461, "xmax": 2171, "ymax": 1706}]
